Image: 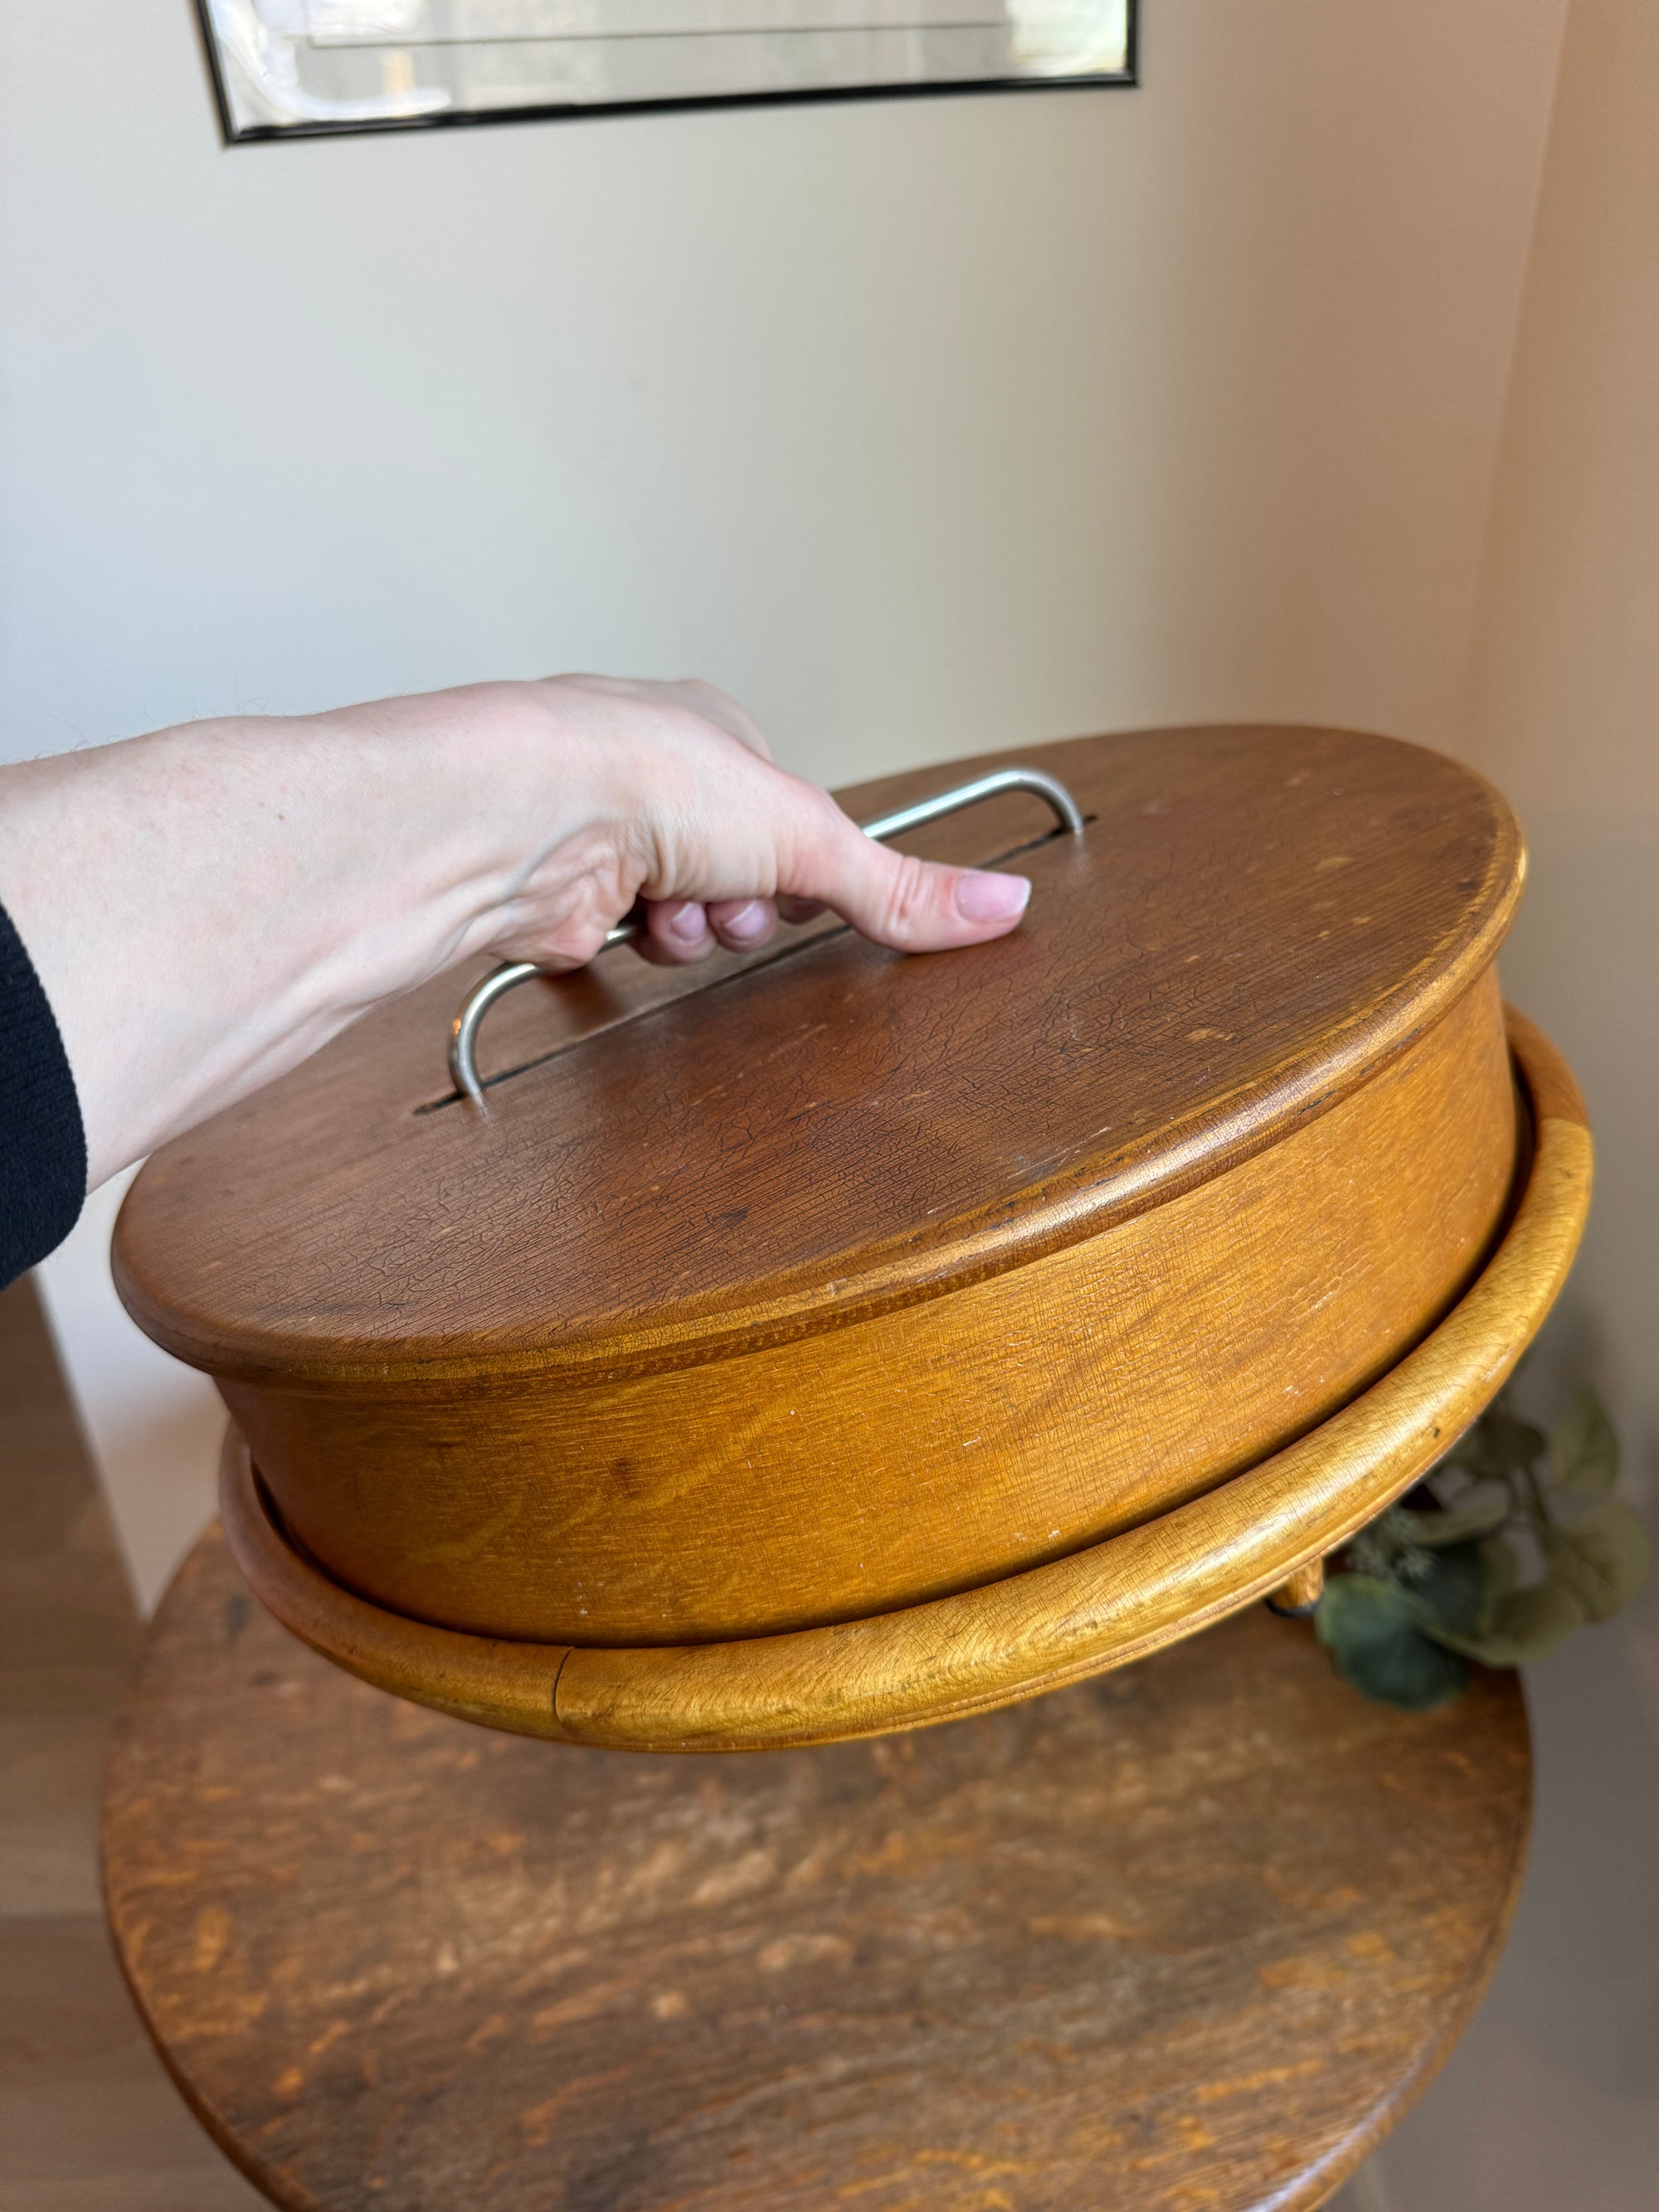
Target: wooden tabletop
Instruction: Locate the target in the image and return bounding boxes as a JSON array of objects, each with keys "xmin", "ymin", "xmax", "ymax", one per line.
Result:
[{"xmin": 105, "ymin": 1531, "xmax": 1530, "ymax": 2211}]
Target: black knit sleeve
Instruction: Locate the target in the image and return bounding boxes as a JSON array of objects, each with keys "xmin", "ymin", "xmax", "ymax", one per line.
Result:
[{"xmin": 0, "ymin": 902, "xmax": 86, "ymax": 1288}]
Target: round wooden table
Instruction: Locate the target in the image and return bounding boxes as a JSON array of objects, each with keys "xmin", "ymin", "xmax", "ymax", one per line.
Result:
[{"xmin": 104, "ymin": 1529, "xmax": 1530, "ymax": 2212}]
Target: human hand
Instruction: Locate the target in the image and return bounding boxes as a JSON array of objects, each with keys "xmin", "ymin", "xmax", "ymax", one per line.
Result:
[
  {"xmin": 0, "ymin": 676, "xmax": 1031, "ymax": 1189},
  {"xmin": 440, "ymin": 673, "xmax": 1030, "ymax": 974}
]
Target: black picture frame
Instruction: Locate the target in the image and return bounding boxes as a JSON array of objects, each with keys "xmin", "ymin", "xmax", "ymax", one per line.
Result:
[{"xmin": 194, "ymin": 0, "xmax": 1137, "ymax": 144}]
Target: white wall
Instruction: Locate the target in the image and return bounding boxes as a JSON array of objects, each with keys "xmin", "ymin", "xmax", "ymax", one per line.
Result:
[
  {"xmin": 1459, "ymin": 0, "xmax": 1659, "ymax": 1471},
  {"xmin": 1358, "ymin": 5, "xmax": 1659, "ymax": 2208},
  {"xmin": 2, "ymin": 0, "xmax": 1570, "ymax": 1597},
  {"xmin": 3, "ymin": 1, "xmax": 1566, "ymax": 774}
]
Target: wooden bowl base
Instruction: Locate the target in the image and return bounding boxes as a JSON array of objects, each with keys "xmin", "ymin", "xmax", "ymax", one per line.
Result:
[{"xmin": 221, "ymin": 1011, "xmax": 1589, "ymax": 1753}]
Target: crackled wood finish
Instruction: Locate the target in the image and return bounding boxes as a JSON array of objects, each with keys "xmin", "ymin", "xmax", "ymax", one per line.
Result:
[
  {"xmin": 115, "ymin": 729, "xmax": 1530, "ymax": 1648},
  {"xmin": 105, "ymin": 1533, "xmax": 1530, "ymax": 2212}
]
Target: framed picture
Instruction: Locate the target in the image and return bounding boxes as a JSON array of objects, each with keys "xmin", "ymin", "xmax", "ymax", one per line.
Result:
[{"xmin": 197, "ymin": 0, "xmax": 1136, "ymax": 141}]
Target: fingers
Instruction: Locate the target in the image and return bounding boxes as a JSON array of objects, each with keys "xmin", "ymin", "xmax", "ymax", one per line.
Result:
[
  {"xmin": 631, "ymin": 787, "xmax": 1031, "ymax": 966},
  {"xmin": 638, "ymin": 896, "xmax": 780, "ymax": 965},
  {"xmin": 515, "ymin": 674, "xmax": 1032, "ymax": 970},
  {"xmin": 708, "ymin": 897, "xmax": 778, "ymax": 949},
  {"xmin": 640, "ymin": 898, "xmax": 713, "ymax": 965},
  {"xmin": 781, "ymin": 793, "xmax": 1032, "ymax": 953}
]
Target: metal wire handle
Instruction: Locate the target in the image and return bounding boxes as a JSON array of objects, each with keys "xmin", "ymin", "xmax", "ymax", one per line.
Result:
[{"xmin": 446, "ymin": 765, "xmax": 1085, "ymax": 1110}]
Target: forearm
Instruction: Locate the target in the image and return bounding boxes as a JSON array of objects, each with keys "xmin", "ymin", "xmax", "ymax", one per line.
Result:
[{"xmin": 0, "ymin": 704, "xmax": 528, "ymax": 1184}]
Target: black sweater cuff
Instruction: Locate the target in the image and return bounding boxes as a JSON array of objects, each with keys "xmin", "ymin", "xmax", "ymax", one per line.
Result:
[{"xmin": 0, "ymin": 902, "xmax": 87, "ymax": 1288}]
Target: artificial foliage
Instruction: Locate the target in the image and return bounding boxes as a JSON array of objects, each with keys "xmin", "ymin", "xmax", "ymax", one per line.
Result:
[{"xmin": 1315, "ymin": 1384, "xmax": 1649, "ymax": 1711}]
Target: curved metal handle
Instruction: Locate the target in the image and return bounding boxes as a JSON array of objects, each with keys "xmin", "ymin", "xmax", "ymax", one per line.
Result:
[{"xmin": 447, "ymin": 766, "xmax": 1084, "ymax": 1110}]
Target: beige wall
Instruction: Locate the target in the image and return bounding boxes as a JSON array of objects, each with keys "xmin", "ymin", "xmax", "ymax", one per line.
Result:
[
  {"xmin": 2, "ymin": 2, "xmax": 1566, "ymax": 784},
  {"xmin": 2, "ymin": 2, "xmax": 1573, "ymax": 1601},
  {"xmin": 1357, "ymin": 9, "xmax": 1659, "ymax": 2205},
  {"xmin": 1459, "ymin": 0, "xmax": 1659, "ymax": 1466}
]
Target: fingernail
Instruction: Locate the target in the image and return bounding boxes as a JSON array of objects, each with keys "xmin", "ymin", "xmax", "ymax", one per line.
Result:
[
  {"xmin": 955, "ymin": 871, "xmax": 1031, "ymax": 923},
  {"xmin": 667, "ymin": 902, "xmax": 708, "ymax": 944},
  {"xmin": 722, "ymin": 900, "xmax": 770, "ymax": 945}
]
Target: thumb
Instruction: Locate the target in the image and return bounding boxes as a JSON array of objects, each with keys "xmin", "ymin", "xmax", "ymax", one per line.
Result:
[{"xmin": 786, "ymin": 793, "xmax": 1032, "ymax": 952}]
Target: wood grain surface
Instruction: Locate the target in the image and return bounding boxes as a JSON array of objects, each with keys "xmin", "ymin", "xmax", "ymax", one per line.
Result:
[
  {"xmin": 111, "ymin": 728, "xmax": 1532, "ymax": 1653},
  {"xmin": 224, "ymin": 968, "xmax": 1515, "ymax": 1646},
  {"xmin": 105, "ymin": 1530, "xmax": 1531, "ymax": 2212},
  {"xmin": 216, "ymin": 1008, "xmax": 1590, "ymax": 1751},
  {"xmin": 114, "ymin": 727, "xmax": 1522, "ymax": 1383}
]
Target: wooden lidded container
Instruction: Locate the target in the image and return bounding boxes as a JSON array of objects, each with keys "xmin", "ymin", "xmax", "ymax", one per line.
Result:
[{"xmin": 114, "ymin": 727, "xmax": 1590, "ymax": 1750}]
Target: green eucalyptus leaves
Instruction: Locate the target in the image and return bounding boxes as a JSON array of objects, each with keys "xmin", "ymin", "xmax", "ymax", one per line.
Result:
[{"xmin": 1315, "ymin": 1385, "xmax": 1649, "ymax": 1712}]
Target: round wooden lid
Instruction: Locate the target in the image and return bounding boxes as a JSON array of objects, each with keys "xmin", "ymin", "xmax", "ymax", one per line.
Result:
[{"xmin": 114, "ymin": 726, "xmax": 1522, "ymax": 1388}]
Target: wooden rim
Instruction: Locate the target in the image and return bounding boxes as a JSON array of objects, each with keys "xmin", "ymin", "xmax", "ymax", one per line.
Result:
[{"xmin": 221, "ymin": 1007, "xmax": 1590, "ymax": 1753}]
